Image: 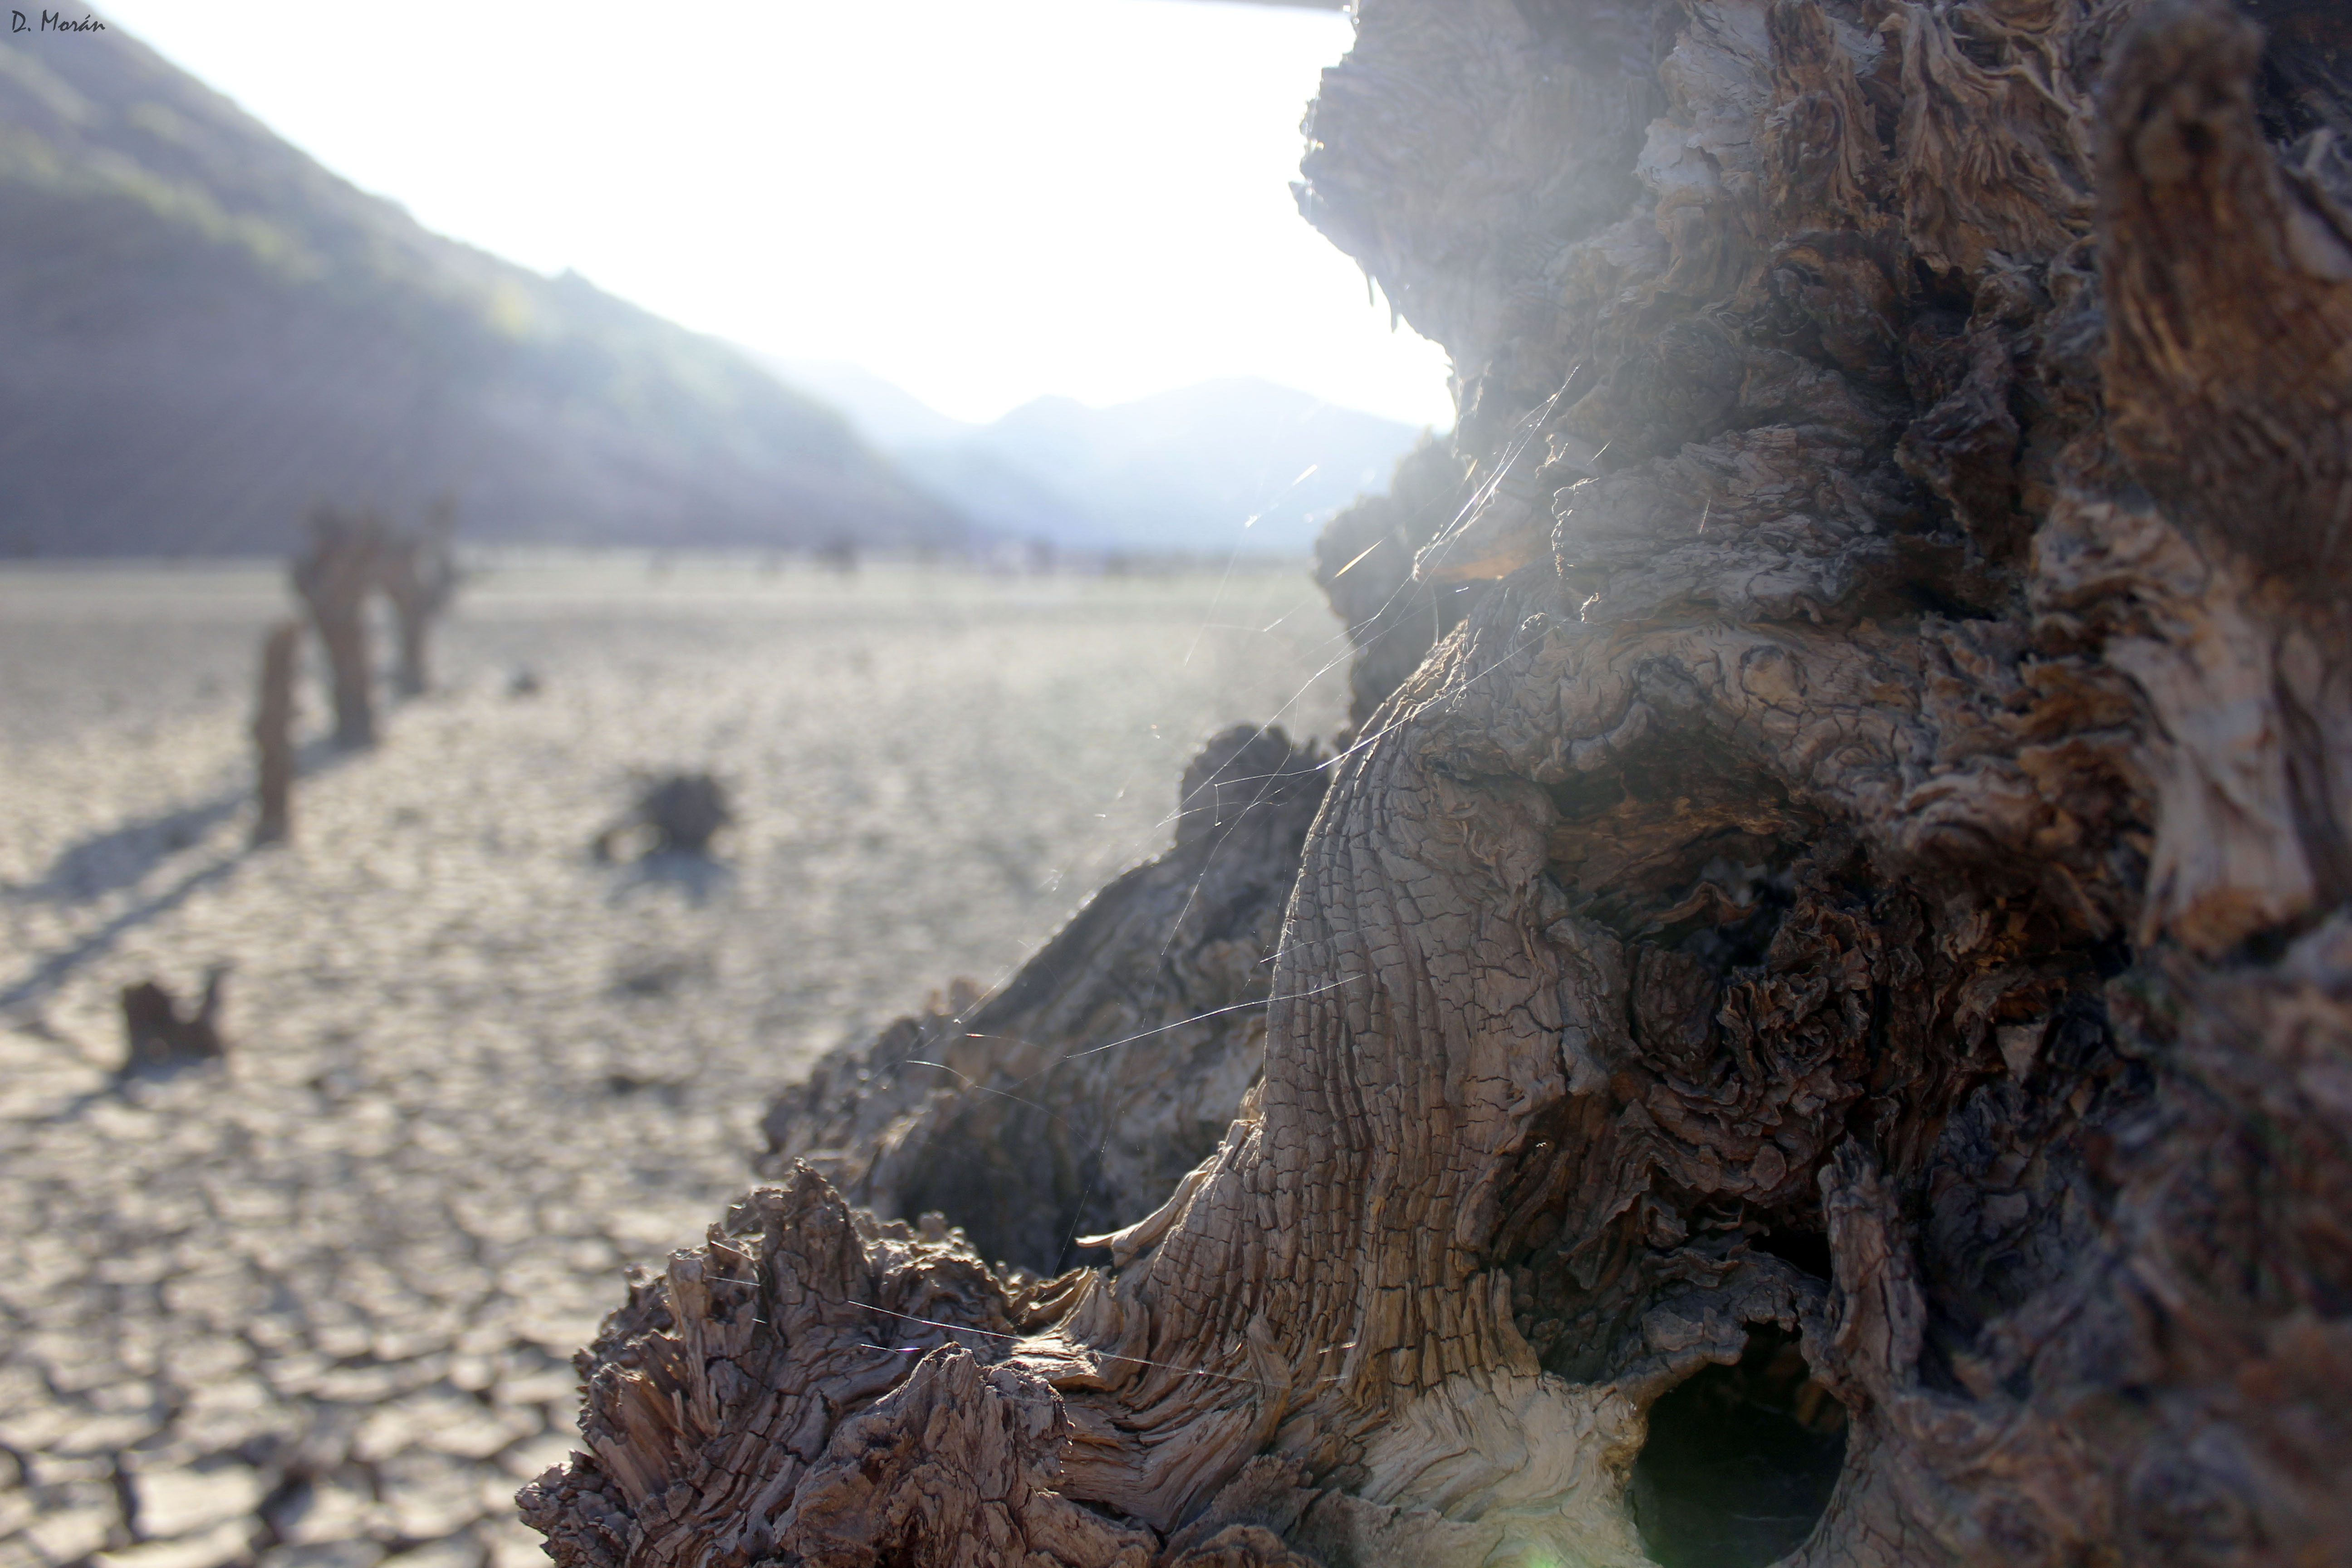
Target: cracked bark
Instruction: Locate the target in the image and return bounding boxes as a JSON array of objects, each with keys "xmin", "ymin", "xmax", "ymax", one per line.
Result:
[{"xmin": 523, "ymin": 0, "xmax": 2352, "ymax": 1563}]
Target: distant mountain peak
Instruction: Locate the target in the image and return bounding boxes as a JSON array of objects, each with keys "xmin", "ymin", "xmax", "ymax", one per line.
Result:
[
  {"xmin": 760, "ymin": 358, "xmax": 977, "ymax": 455},
  {"xmin": 777, "ymin": 365, "xmax": 1432, "ymax": 556}
]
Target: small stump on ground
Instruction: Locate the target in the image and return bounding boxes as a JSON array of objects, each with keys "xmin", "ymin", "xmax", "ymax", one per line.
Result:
[
  {"xmin": 119, "ymin": 967, "xmax": 227, "ymax": 1076},
  {"xmin": 594, "ymin": 772, "xmax": 733, "ymax": 861}
]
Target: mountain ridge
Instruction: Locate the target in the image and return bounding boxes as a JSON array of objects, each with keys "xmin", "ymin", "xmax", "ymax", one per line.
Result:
[
  {"xmin": 0, "ymin": 24, "xmax": 965, "ymax": 555},
  {"xmin": 768, "ymin": 364, "xmax": 1429, "ymax": 556}
]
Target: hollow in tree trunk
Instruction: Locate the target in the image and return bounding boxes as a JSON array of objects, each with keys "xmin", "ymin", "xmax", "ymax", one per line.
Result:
[{"xmin": 521, "ymin": 1, "xmax": 2352, "ymax": 1563}]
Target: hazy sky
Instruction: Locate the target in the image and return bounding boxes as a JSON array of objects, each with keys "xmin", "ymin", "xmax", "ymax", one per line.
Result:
[{"xmin": 97, "ymin": 0, "xmax": 1456, "ymax": 428}]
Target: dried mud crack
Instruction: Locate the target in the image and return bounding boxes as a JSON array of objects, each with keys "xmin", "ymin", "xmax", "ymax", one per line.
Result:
[{"xmin": 0, "ymin": 564, "xmax": 1348, "ymax": 1568}]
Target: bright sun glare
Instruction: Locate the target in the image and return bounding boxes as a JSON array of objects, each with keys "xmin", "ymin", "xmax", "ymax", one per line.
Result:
[{"xmin": 95, "ymin": 0, "xmax": 1456, "ymax": 427}]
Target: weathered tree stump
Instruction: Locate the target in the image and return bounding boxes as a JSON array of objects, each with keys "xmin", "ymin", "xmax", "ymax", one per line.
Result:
[
  {"xmin": 377, "ymin": 496, "xmax": 459, "ymax": 699},
  {"xmin": 593, "ymin": 772, "xmax": 734, "ymax": 862},
  {"xmin": 118, "ymin": 968, "xmax": 226, "ymax": 1075},
  {"xmin": 523, "ymin": 1, "xmax": 2352, "ymax": 1563},
  {"xmin": 290, "ymin": 505, "xmax": 384, "ymax": 750},
  {"xmin": 252, "ymin": 619, "xmax": 300, "ymax": 847}
]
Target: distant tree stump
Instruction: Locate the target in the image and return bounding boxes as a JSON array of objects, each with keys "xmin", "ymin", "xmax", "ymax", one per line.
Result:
[
  {"xmin": 290, "ymin": 505, "xmax": 384, "ymax": 750},
  {"xmin": 378, "ymin": 496, "xmax": 460, "ymax": 698},
  {"xmin": 119, "ymin": 968, "xmax": 226, "ymax": 1075},
  {"xmin": 593, "ymin": 772, "xmax": 733, "ymax": 862},
  {"xmin": 252, "ymin": 619, "xmax": 300, "ymax": 846}
]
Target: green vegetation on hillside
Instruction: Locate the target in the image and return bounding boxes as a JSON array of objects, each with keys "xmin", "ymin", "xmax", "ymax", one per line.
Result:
[{"xmin": 0, "ymin": 25, "xmax": 964, "ymax": 554}]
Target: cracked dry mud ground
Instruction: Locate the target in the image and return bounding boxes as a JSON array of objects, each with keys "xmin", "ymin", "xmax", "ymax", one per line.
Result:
[{"xmin": 0, "ymin": 556, "xmax": 1348, "ymax": 1568}]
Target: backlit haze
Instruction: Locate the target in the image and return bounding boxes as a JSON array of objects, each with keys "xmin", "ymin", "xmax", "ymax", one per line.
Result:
[{"xmin": 97, "ymin": 0, "xmax": 1456, "ymax": 428}]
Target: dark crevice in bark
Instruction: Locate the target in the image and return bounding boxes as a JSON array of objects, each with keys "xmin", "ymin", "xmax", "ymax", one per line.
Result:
[
  {"xmin": 1630, "ymin": 1324, "xmax": 1847, "ymax": 1568},
  {"xmin": 1749, "ymin": 1223, "xmax": 1835, "ymax": 1281}
]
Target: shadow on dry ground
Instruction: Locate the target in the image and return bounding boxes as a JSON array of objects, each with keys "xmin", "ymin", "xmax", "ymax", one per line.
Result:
[{"xmin": 0, "ymin": 558, "xmax": 1347, "ymax": 1568}]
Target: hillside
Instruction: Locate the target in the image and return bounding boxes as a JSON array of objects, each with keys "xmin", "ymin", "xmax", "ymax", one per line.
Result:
[
  {"xmin": 0, "ymin": 24, "xmax": 965, "ymax": 555},
  {"xmin": 774, "ymin": 363, "xmax": 1428, "ymax": 556}
]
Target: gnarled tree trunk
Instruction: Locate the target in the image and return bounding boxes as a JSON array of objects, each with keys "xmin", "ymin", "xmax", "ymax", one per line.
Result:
[{"xmin": 521, "ymin": 1, "xmax": 2352, "ymax": 1563}]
